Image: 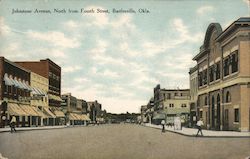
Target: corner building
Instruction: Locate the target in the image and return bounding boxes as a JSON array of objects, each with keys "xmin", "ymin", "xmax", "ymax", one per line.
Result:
[{"xmin": 192, "ymin": 18, "xmax": 250, "ymax": 131}]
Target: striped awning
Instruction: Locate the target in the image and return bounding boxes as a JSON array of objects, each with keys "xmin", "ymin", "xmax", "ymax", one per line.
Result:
[
  {"xmin": 48, "ymin": 94, "xmax": 63, "ymax": 102},
  {"xmin": 32, "ymin": 107, "xmax": 49, "ymax": 118},
  {"xmin": 69, "ymin": 113, "xmax": 91, "ymax": 121},
  {"xmin": 53, "ymin": 110, "xmax": 65, "ymax": 118},
  {"xmin": 43, "ymin": 108, "xmax": 56, "ymax": 118},
  {"xmin": 7, "ymin": 103, "xmax": 28, "ymax": 116},
  {"xmin": 3, "ymin": 74, "xmax": 14, "ymax": 86},
  {"xmin": 20, "ymin": 105, "xmax": 39, "ymax": 116}
]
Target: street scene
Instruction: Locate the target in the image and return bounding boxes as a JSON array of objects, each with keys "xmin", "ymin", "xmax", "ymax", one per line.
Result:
[
  {"xmin": 0, "ymin": 124, "xmax": 250, "ymax": 159},
  {"xmin": 1, "ymin": 0, "xmax": 250, "ymax": 159}
]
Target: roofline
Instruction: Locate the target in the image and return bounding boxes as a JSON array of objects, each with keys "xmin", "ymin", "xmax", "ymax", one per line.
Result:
[{"xmin": 1, "ymin": 57, "xmax": 31, "ymax": 73}]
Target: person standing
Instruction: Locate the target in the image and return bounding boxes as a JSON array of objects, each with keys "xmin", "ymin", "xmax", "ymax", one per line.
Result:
[
  {"xmin": 161, "ymin": 120, "xmax": 165, "ymax": 133},
  {"xmin": 196, "ymin": 118, "xmax": 204, "ymax": 137},
  {"xmin": 10, "ymin": 116, "xmax": 17, "ymax": 133}
]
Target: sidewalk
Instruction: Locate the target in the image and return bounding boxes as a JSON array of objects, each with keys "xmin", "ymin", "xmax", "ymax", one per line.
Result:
[
  {"xmin": 0, "ymin": 125, "xmax": 67, "ymax": 133},
  {"xmin": 143, "ymin": 123, "xmax": 250, "ymax": 138}
]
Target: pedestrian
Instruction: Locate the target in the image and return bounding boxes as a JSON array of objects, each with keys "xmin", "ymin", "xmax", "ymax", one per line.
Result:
[
  {"xmin": 10, "ymin": 116, "xmax": 17, "ymax": 133},
  {"xmin": 161, "ymin": 120, "xmax": 165, "ymax": 133},
  {"xmin": 196, "ymin": 118, "xmax": 204, "ymax": 137}
]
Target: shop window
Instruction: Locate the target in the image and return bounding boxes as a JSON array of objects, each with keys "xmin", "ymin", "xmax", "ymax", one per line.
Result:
[
  {"xmin": 226, "ymin": 91, "xmax": 231, "ymax": 103},
  {"xmin": 215, "ymin": 62, "xmax": 220, "ymax": 80},
  {"xmin": 231, "ymin": 51, "xmax": 238, "ymax": 73},
  {"xmin": 223, "ymin": 58, "xmax": 229, "ymax": 77},
  {"xmin": 234, "ymin": 109, "xmax": 239, "ymax": 122}
]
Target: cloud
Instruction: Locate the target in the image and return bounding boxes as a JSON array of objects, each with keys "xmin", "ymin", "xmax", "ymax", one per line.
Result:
[
  {"xmin": 0, "ymin": 17, "xmax": 11, "ymax": 36},
  {"xmin": 196, "ymin": 6, "xmax": 214, "ymax": 15},
  {"xmin": 63, "ymin": 66, "xmax": 82, "ymax": 73},
  {"xmin": 63, "ymin": 20, "xmax": 80, "ymax": 30},
  {"xmin": 171, "ymin": 18, "xmax": 203, "ymax": 44},
  {"xmin": 27, "ymin": 31, "xmax": 80, "ymax": 49}
]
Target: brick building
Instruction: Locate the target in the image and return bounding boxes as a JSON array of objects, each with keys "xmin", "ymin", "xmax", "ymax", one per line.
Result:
[
  {"xmin": 15, "ymin": 59, "xmax": 65, "ymax": 125},
  {"xmin": 192, "ymin": 17, "xmax": 250, "ymax": 131}
]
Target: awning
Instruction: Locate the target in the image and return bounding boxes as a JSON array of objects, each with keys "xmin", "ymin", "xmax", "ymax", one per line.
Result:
[
  {"xmin": 22, "ymin": 81, "xmax": 32, "ymax": 91},
  {"xmin": 69, "ymin": 113, "xmax": 78, "ymax": 120},
  {"xmin": 48, "ymin": 94, "xmax": 63, "ymax": 102},
  {"xmin": 34, "ymin": 107, "xmax": 49, "ymax": 118},
  {"xmin": 10, "ymin": 78, "xmax": 21, "ymax": 88},
  {"xmin": 20, "ymin": 105, "xmax": 39, "ymax": 116},
  {"xmin": 43, "ymin": 108, "xmax": 56, "ymax": 118},
  {"xmin": 3, "ymin": 74, "xmax": 14, "ymax": 86},
  {"xmin": 7, "ymin": 103, "xmax": 28, "ymax": 116},
  {"xmin": 83, "ymin": 115, "xmax": 91, "ymax": 121},
  {"xmin": 53, "ymin": 110, "xmax": 65, "ymax": 118},
  {"xmin": 69, "ymin": 113, "xmax": 91, "ymax": 121}
]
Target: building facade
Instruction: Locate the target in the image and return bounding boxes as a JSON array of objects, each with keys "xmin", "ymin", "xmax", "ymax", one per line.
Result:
[
  {"xmin": 15, "ymin": 59, "xmax": 64, "ymax": 125},
  {"xmin": 61, "ymin": 93, "xmax": 90, "ymax": 125},
  {"xmin": 0, "ymin": 57, "xmax": 44, "ymax": 128},
  {"xmin": 153, "ymin": 84, "xmax": 190, "ymax": 125},
  {"xmin": 30, "ymin": 72, "xmax": 50, "ymax": 126},
  {"xmin": 189, "ymin": 66, "xmax": 198, "ymax": 126},
  {"xmin": 87, "ymin": 101, "xmax": 102, "ymax": 123},
  {"xmin": 192, "ymin": 18, "xmax": 250, "ymax": 131}
]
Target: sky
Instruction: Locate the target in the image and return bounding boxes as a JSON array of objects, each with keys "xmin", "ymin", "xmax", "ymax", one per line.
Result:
[{"xmin": 0, "ymin": 0, "xmax": 249, "ymax": 113}]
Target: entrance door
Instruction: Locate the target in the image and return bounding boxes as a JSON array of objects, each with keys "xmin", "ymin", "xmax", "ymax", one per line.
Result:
[{"xmin": 224, "ymin": 109, "xmax": 229, "ymax": 130}]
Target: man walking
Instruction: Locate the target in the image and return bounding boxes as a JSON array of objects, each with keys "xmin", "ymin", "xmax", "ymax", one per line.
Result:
[
  {"xmin": 161, "ymin": 120, "xmax": 165, "ymax": 133},
  {"xmin": 10, "ymin": 116, "xmax": 17, "ymax": 133},
  {"xmin": 196, "ymin": 118, "xmax": 204, "ymax": 137}
]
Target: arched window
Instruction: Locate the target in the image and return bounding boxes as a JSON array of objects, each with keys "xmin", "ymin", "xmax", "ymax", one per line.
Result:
[{"xmin": 226, "ymin": 91, "xmax": 231, "ymax": 103}]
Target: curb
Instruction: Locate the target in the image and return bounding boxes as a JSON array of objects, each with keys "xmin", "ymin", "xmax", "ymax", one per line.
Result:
[
  {"xmin": 0, "ymin": 126, "xmax": 67, "ymax": 133},
  {"xmin": 141, "ymin": 124, "xmax": 250, "ymax": 138}
]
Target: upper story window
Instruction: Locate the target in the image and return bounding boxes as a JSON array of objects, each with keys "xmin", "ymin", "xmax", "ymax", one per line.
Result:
[
  {"xmin": 215, "ymin": 62, "xmax": 220, "ymax": 80},
  {"xmin": 226, "ymin": 91, "xmax": 231, "ymax": 103},
  {"xmin": 209, "ymin": 65, "xmax": 214, "ymax": 82},
  {"xmin": 203, "ymin": 69, "xmax": 207, "ymax": 85},
  {"xmin": 169, "ymin": 103, "xmax": 174, "ymax": 108},
  {"xmin": 223, "ymin": 58, "xmax": 230, "ymax": 77},
  {"xmin": 199, "ymin": 72, "xmax": 203, "ymax": 87},
  {"xmin": 167, "ymin": 93, "xmax": 171, "ymax": 99},
  {"xmin": 231, "ymin": 51, "xmax": 238, "ymax": 73}
]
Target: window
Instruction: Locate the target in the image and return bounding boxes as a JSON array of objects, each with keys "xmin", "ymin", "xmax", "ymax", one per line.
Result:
[
  {"xmin": 181, "ymin": 104, "xmax": 187, "ymax": 107},
  {"xmin": 215, "ymin": 62, "xmax": 220, "ymax": 80},
  {"xmin": 205, "ymin": 96, "xmax": 208, "ymax": 105},
  {"xmin": 223, "ymin": 58, "xmax": 229, "ymax": 77},
  {"xmin": 209, "ymin": 65, "xmax": 214, "ymax": 82},
  {"xmin": 234, "ymin": 109, "xmax": 239, "ymax": 122},
  {"xmin": 203, "ymin": 69, "xmax": 207, "ymax": 85},
  {"xmin": 169, "ymin": 104, "xmax": 174, "ymax": 108},
  {"xmin": 199, "ymin": 72, "xmax": 203, "ymax": 86},
  {"xmin": 167, "ymin": 93, "xmax": 171, "ymax": 99},
  {"xmin": 226, "ymin": 91, "xmax": 231, "ymax": 103},
  {"xmin": 231, "ymin": 51, "xmax": 238, "ymax": 73}
]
